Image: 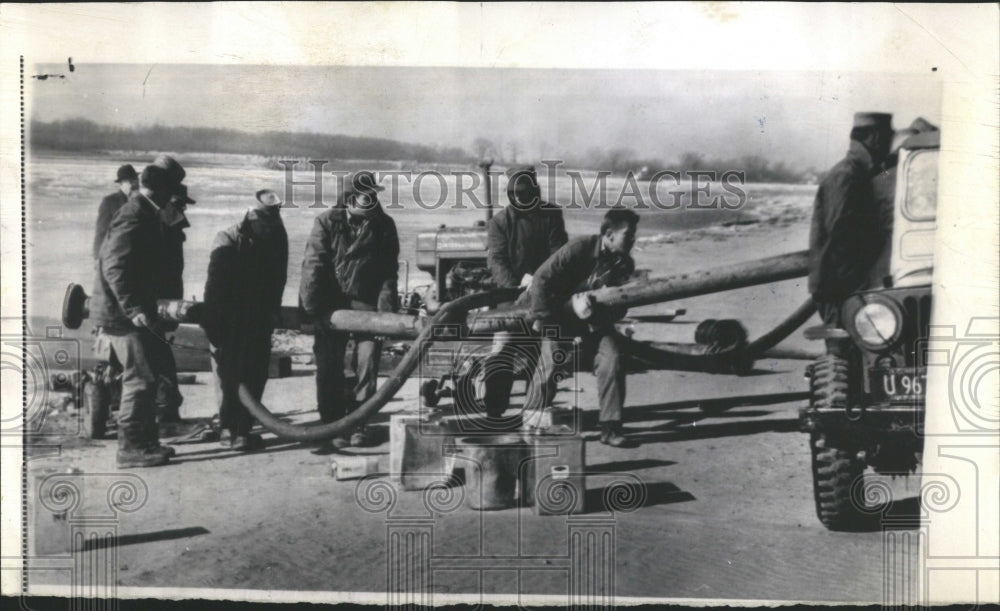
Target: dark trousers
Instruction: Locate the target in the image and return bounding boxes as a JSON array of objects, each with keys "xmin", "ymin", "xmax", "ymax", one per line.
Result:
[
  {"xmin": 210, "ymin": 328, "xmax": 272, "ymax": 437},
  {"xmin": 314, "ymin": 301, "xmax": 382, "ymax": 424},
  {"xmin": 152, "ymin": 343, "xmax": 182, "ymax": 421},
  {"xmin": 482, "ymin": 332, "xmax": 552, "ymax": 419},
  {"xmin": 485, "ymin": 327, "xmax": 627, "ymax": 425}
]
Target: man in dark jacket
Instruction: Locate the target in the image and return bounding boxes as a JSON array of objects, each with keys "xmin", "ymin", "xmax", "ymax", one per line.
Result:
[
  {"xmin": 482, "ymin": 166, "xmax": 568, "ymax": 422},
  {"xmin": 202, "ymin": 189, "xmax": 288, "ymax": 451},
  {"xmin": 91, "ymin": 165, "xmax": 176, "ymax": 468},
  {"xmin": 525, "ymin": 208, "xmax": 639, "ymax": 447},
  {"xmin": 300, "ymin": 171, "xmax": 399, "ymax": 452},
  {"xmin": 486, "ymin": 166, "xmax": 568, "ymax": 289},
  {"xmin": 809, "ymin": 112, "xmax": 893, "ymax": 325},
  {"xmin": 93, "ymin": 164, "xmax": 139, "ymax": 258},
  {"xmin": 149, "ymin": 156, "xmax": 193, "ymax": 425}
]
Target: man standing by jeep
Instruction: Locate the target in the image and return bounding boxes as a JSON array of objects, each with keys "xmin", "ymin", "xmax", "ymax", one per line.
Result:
[
  {"xmin": 809, "ymin": 112, "xmax": 893, "ymax": 325},
  {"xmin": 482, "ymin": 165, "xmax": 567, "ymax": 422},
  {"xmin": 300, "ymin": 171, "xmax": 399, "ymax": 453},
  {"xmin": 92, "ymin": 165, "xmax": 176, "ymax": 468}
]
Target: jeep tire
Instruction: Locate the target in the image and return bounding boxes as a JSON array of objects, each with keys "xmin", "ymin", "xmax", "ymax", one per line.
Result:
[{"xmin": 808, "ymin": 354, "xmax": 867, "ymax": 530}]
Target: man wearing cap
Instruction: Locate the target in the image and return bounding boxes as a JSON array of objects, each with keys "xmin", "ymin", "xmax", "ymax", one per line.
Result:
[
  {"xmin": 154, "ymin": 154, "xmax": 186, "ymax": 188},
  {"xmin": 152, "ymin": 155, "xmax": 191, "ymax": 302},
  {"xmin": 300, "ymin": 170, "xmax": 400, "ymax": 452},
  {"xmin": 482, "ymin": 165, "xmax": 567, "ymax": 424},
  {"xmin": 808, "ymin": 112, "xmax": 893, "ymax": 325},
  {"xmin": 202, "ymin": 189, "xmax": 288, "ymax": 451},
  {"xmin": 93, "ymin": 164, "xmax": 139, "ymax": 258},
  {"xmin": 148, "ymin": 155, "xmax": 193, "ymax": 426},
  {"xmin": 91, "ymin": 165, "xmax": 177, "ymax": 468}
]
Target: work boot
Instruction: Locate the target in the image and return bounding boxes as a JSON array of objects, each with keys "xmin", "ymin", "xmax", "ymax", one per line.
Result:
[
  {"xmin": 599, "ymin": 422, "xmax": 634, "ymax": 448},
  {"xmin": 117, "ymin": 427, "xmax": 169, "ymax": 468},
  {"xmin": 141, "ymin": 421, "xmax": 176, "ymax": 457},
  {"xmin": 145, "ymin": 440, "xmax": 177, "ymax": 458},
  {"xmin": 230, "ymin": 433, "xmax": 264, "ymax": 452}
]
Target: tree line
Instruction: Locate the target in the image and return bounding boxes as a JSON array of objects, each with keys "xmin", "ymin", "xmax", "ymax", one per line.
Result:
[
  {"xmin": 32, "ymin": 119, "xmax": 815, "ymax": 183},
  {"xmin": 30, "ymin": 119, "xmax": 475, "ymax": 164}
]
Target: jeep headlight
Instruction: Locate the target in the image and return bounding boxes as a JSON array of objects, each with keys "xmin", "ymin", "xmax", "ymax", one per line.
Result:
[{"xmin": 853, "ymin": 302, "xmax": 900, "ymax": 349}]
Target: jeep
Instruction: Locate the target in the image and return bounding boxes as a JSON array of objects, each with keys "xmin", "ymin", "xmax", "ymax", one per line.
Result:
[{"xmin": 800, "ymin": 128, "xmax": 939, "ymax": 530}]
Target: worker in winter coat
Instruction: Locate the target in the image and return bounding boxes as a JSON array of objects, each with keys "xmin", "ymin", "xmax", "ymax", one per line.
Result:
[
  {"xmin": 142, "ymin": 155, "xmax": 194, "ymax": 426},
  {"xmin": 93, "ymin": 164, "xmax": 139, "ymax": 259},
  {"xmin": 91, "ymin": 165, "xmax": 177, "ymax": 468},
  {"xmin": 808, "ymin": 112, "xmax": 892, "ymax": 325},
  {"xmin": 482, "ymin": 165, "xmax": 567, "ymax": 424},
  {"xmin": 201, "ymin": 189, "xmax": 288, "ymax": 451},
  {"xmin": 300, "ymin": 171, "xmax": 399, "ymax": 453},
  {"xmin": 524, "ymin": 208, "xmax": 639, "ymax": 447}
]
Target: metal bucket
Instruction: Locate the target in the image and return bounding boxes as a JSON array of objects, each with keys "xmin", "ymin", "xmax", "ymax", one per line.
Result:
[{"xmin": 455, "ymin": 434, "xmax": 531, "ymax": 510}]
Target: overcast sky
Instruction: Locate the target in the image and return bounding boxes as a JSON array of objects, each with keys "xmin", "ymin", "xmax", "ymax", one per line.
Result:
[{"xmin": 29, "ymin": 64, "xmax": 941, "ymax": 170}]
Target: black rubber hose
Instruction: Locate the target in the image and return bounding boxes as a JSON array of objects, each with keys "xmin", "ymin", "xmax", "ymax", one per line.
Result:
[
  {"xmin": 745, "ymin": 298, "xmax": 817, "ymax": 355},
  {"xmin": 622, "ymin": 297, "xmax": 818, "ymax": 374},
  {"xmin": 238, "ymin": 287, "xmax": 521, "ymax": 441}
]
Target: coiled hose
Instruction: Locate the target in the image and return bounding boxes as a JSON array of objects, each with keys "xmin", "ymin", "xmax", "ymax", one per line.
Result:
[{"xmin": 238, "ymin": 287, "xmax": 522, "ymax": 441}]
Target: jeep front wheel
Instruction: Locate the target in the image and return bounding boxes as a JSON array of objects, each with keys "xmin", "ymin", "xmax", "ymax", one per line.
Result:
[
  {"xmin": 810, "ymin": 432, "xmax": 867, "ymax": 530},
  {"xmin": 808, "ymin": 353, "xmax": 868, "ymax": 530}
]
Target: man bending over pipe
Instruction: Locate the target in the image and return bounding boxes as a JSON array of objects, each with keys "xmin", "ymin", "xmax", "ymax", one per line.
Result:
[{"xmin": 525, "ymin": 208, "xmax": 639, "ymax": 447}]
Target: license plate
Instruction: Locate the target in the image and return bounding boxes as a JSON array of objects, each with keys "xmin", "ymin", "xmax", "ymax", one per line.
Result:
[{"xmin": 871, "ymin": 368, "xmax": 926, "ymax": 403}]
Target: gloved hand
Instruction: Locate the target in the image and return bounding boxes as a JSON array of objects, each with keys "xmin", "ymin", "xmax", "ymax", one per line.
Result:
[
  {"xmin": 519, "ymin": 273, "xmax": 533, "ymax": 289},
  {"xmin": 571, "ymin": 293, "xmax": 596, "ymax": 321}
]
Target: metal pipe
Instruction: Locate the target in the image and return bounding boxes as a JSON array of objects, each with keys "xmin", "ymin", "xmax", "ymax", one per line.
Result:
[
  {"xmin": 63, "ymin": 249, "xmax": 811, "ymax": 336},
  {"xmin": 584, "ymin": 250, "xmax": 810, "ymax": 309}
]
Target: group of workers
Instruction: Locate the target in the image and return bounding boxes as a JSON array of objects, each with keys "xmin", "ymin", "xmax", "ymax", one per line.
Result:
[
  {"xmin": 91, "ymin": 154, "xmax": 641, "ymax": 467},
  {"xmin": 89, "ymin": 110, "xmax": 928, "ymax": 468}
]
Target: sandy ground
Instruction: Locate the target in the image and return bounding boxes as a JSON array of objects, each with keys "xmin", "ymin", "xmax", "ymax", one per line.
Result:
[{"xmin": 22, "ymin": 224, "xmax": 925, "ymax": 604}]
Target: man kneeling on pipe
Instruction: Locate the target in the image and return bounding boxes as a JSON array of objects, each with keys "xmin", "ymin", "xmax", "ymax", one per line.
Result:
[{"xmin": 522, "ymin": 208, "xmax": 640, "ymax": 447}]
